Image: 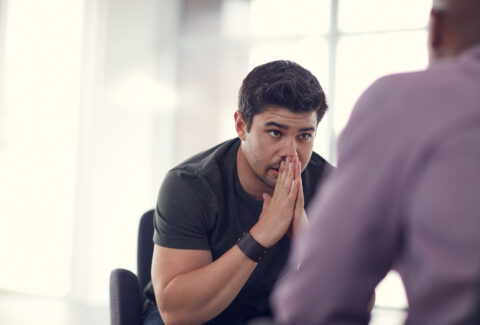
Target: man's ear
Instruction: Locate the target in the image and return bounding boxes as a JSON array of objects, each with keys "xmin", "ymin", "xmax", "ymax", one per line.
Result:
[{"xmin": 234, "ymin": 111, "xmax": 247, "ymax": 140}]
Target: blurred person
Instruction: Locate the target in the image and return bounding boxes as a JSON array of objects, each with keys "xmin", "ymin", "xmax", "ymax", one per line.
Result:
[
  {"xmin": 142, "ymin": 60, "xmax": 333, "ymax": 325},
  {"xmin": 271, "ymin": 0, "xmax": 480, "ymax": 324}
]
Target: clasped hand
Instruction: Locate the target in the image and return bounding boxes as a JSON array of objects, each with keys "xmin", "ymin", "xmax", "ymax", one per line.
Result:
[{"xmin": 250, "ymin": 156, "xmax": 308, "ymax": 248}]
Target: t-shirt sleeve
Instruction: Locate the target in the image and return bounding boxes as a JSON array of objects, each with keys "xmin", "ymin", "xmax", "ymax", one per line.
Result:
[{"xmin": 153, "ymin": 169, "xmax": 213, "ymax": 250}]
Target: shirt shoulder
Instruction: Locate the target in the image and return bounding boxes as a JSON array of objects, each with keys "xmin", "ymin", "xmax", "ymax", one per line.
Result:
[
  {"xmin": 303, "ymin": 152, "xmax": 332, "ymax": 206},
  {"xmin": 172, "ymin": 138, "xmax": 240, "ymax": 178},
  {"xmin": 307, "ymin": 151, "xmax": 333, "ymax": 170},
  {"xmin": 154, "ymin": 138, "xmax": 240, "ymax": 249}
]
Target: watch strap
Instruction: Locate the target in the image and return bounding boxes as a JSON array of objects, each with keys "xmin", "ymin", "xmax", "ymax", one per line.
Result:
[{"xmin": 236, "ymin": 231, "xmax": 268, "ymax": 262}]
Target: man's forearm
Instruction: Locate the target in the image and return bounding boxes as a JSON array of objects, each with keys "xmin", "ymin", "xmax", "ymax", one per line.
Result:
[{"xmin": 154, "ymin": 244, "xmax": 257, "ymax": 325}]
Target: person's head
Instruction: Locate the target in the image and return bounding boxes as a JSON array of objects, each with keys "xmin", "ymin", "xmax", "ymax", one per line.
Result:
[
  {"xmin": 237, "ymin": 60, "xmax": 328, "ymax": 132},
  {"xmin": 428, "ymin": 0, "xmax": 480, "ymax": 62},
  {"xmin": 235, "ymin": 61, "xmax": 327, "ymax": 196}
]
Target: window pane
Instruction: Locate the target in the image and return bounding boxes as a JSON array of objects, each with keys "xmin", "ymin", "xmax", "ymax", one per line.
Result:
[
  {"xmin": 0, "ymin": 0, "xmax": 84, "ymax": 296},
  {"xmin": 182, "ymin": 0, "xmax": 222, "ymax": 37},
  {"xmin": 334, "ymin": 31, "xmax": 428, "ymax": 137},
  {"xmin": 250, "ymin": 0, "xmax": 330, "ymax": 37},
  {"xmin": 177, "ymin": 46, "xmax": 250, "ymax": 160},
  {"xmin": 221, "ymin": 0, "xmax": 251, "ymax": 39},
  {"xmin": 249, "ymin": 38, "xmax": 328, "ymax": 79},
  {"xmin": 338, "ymin": 0, "xmax": 431, "ymax": 33},
  {"xmin": 249, "ymin": 41, "xmax": 297, "ymax": 67}
]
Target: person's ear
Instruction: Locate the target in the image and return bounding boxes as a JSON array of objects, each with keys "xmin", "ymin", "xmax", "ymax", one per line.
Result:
[
  {"xmin": 428, "ymin": 9, "xmax": 445, "ymax": 58},
  {"xmin": 234, "ymin": 111, "xmax": 247, "ymax": 140}
]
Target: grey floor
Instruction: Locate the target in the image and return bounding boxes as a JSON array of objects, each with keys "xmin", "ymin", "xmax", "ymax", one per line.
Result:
[{"xmin": 0, "ymin": 293, "xmax": 406, "ymax": 325}]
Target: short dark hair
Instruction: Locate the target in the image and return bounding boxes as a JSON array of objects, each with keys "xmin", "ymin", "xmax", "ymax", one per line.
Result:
[{"xmin": 238, "ymin": 60, "xmax": 328, "ymax": 131}]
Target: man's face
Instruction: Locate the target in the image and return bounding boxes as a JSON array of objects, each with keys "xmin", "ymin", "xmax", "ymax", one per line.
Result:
[{"xmin": 236, "ymin": 107, "xmax": 317, "ymax": 191}]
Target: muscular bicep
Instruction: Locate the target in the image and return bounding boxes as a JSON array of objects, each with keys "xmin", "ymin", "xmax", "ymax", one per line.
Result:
[{"xmin": 151, "ymin": 244, "xmax": 212, "ymax": 295}]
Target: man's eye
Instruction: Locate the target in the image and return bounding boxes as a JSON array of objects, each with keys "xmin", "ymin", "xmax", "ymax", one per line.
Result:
[
  {"xmin": 269, "ymin": 130, "xmax": 281, "ymax": 137},
  {"xmin": 298, "ymin": 133, "xmax": 311, "ymax": 140}
]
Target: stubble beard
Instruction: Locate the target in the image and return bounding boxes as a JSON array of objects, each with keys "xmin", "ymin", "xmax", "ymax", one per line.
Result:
[
  {"xmin": 246, "ymin": 148, "xmax": 281, "ymax": 191},
  {"xmin": 256, "ymin": 161, "xmax": 282, "ymax": 190},
  {"xmin": 257, "ymin": 171, "xmax": 276, "ymax": 190}
]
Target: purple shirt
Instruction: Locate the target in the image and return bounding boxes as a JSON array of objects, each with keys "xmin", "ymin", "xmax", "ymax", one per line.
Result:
[{"xmin": 272, "ymin": 44, "xmax": 480, "ymax": 325}]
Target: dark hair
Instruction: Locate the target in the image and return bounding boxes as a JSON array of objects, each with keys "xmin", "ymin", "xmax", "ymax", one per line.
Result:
[{"xmin": 238, "ymin": 60, "xmax": 328, "ymax": 131}]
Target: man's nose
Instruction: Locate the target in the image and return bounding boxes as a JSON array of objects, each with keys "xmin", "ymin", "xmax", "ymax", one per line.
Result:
[{"xmin": 280, "ymin": 137, "xmax": 297, "ymax": 160}]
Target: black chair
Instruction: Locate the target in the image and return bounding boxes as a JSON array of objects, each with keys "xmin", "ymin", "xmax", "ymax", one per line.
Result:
[{"xmin": 110, "ymin": 209, "xmax": 155, "ymax": 325}]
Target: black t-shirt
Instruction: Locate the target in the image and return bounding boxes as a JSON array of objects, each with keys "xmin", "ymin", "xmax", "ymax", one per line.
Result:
[{"xmin": 144, "ymin": 138, "xmax": 331, "ymax": 324}]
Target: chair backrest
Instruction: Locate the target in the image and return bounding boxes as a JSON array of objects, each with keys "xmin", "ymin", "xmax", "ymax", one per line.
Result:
[{"xmin": 137, "ymin": 209, "xmax": 155, "ymax": 291}]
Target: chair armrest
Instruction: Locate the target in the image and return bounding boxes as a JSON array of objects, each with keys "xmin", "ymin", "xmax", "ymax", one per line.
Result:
[{"xmin": 110, "ymin": 268, "xmax": 143, "ymax": 325}]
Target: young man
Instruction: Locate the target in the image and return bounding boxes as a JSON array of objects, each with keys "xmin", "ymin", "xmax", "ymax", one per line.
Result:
[
  {"xmin": 272, "ymin": 0, "xmax": 480, "ymax": 324},
  {"xmin": 142, "ymin": 60, "xmax": 332, "ymax": 325}
]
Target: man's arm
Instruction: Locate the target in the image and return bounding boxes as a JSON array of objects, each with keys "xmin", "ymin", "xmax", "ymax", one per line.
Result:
[
  {"xmin": 152, "ymin": 157, "xmax": 301, "ymax": 325},
  {"xmin": 151, "ymin": 244, "xmax": 257, "ymax": 325}
]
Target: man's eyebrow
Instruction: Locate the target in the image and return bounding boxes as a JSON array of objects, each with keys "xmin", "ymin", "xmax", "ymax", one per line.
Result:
[
  {"xmin": 264, "ymin": 122, "xmax": 316, "ymax": 132},
  {"xmin": 299, "ymin": 127, "xmax": 316, "ymax": 132},
  {"xmin": 265, "ymin": 122, "xmax": 288, "ymax": 129}
]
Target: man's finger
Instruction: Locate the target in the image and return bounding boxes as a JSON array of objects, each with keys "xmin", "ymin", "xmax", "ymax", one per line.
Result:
[
  {"xmin": 294, "ymin": 178, "xmax": 304, "ymax": 216},
  {"xmin": 262, "ymin": 193, "xmax": 271, "ymax": 206},
  {"xmin": 286, "ymin": 157, "xmax": 295, "ymax": 184},
  {"xmin": 298, "ymin": 178, "xmax": 304, "ymax": 205},
  {"xmin": 289, "ymin": 177, "xmax": 300, "ymax": 201},
  {"xmin": 277, "ymin": 158, "xmax": 288, "ymax": 185},
  {"xmin": 272, "ymin": 160, "xmax": 286, "ymax": 197},
  {"xmin": 295, "ymin": 159, "xmax": 301, "ymax": 180}
]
